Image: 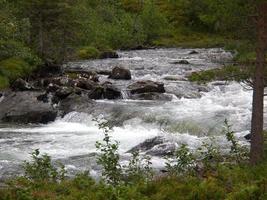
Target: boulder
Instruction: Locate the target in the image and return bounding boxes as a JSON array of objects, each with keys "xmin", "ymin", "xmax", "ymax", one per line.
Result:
[
  {"xmin": 128, "ymin": 80, "xmax": 165, "ymax": 94},
  {"xmin": 87, "ymin": 83, "xmax": 121, "ymax": 100},
  {"xmin": 76, "ymin": 79, "xmax": 96, "ymax": 90},
  {"xmin": 99, "ymin": 51, "xmax": 119, "ymax": 59},
  {"xmin": 128, "ymin": 137, "xmax": 175, "ymax": 156},
  {"xmin": 55, "ymin": 87, "xmax": 73, "ymax": 100},
  {"xmin": 189, "ymin": 50, "xmax": 199, "ymax": 55},
  {"xmin": 109, "ymin": 66, "xmax": 131, "ymax": 80},
  {"xmin": 131, "ymin": 92, "xmax": 172, "ymax": 101},
  {"xmin": 59, "ymin": 94, "xmax": 95, "ymax": 115},
  {"xmin": 88, "ymin": 86, "xmax": 104, "ymax": 99},
  {"xmin": 37, "ymin": 93, "xmax": 49, "ymax": 103},
  {"xmin": 46, "ymin": 84, "xmax": 61, "ymax": 93},
  {"xmin": 11, "ymin": 79, "xmax": 32, "ymax": 91},
  {"xmin": 64, "ymin": 69, "xmax": 99, "ymax": 81},
  {"xmin": 103, "ymin": 83, "xmax": 121, "ymax": 99},
  {"xmin": 0, "ymin": 92, "xmax": 57, "ymax": 124},
  {"xmin": 128, "ymin": 137, "xmax": 164, "ymax": 152},
  {"xmin": 170, "ymin": 60, "xmax": 190, "ymax": 65},
  {"xmin": 244, "ymin": 133, "xmax": 251, "ymax": 140}
]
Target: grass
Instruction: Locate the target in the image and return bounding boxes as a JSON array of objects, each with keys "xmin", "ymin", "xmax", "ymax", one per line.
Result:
[
  {"xmin": 152, "ymin": 29, "xmax": 227, "ymax": 48},
  {"xmin": 187, "ymin": 65, "xmax": 251, "ymax": 83},
  {"xmin": 0, "ymin": 75, "xmax": 9, "ymax": 89},
  {"xmin": 0, "ymin": 57, "xmax": 38, "ymax": 89},
  {"xmin": 0, "ymin": 161, "xmax": 266, "ymax": 200}
]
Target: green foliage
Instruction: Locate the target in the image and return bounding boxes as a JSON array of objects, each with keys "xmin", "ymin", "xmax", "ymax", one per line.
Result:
[
  {"xmin": 23, "ymin": 149, "xmax": 66, "ymax": 183},
  {"xmin": 0, "ymin": 40, "xmax": 41, "ymax": 66},
  {"xmin": 77, "ymin": 46, "xmax": 100, "ymax": 60},
  {"xmin": 95, "ymin": 120, "xmax": 122, "ymax": 186},
  {"xmin": 197, "ymin": 138, "xmax": 222, "ymax": 170},
  {"xmin": 165, "ymin": 144, "xmax": 195, "ymax": 175},
  {"xmin": 0, "ymin": 57, "xmax": 31, "ymax": 81},
  {"xmin": 124, "ymin": 151, "xmax": 153, "ymax": 183},
  {"xmin": 0, "ymin": 75, "xmax": 9, "ymax": 89},
  {"xmin": 188, "ymin": 65, "xmax": 250, "ymax": 83},
  {"xmin": 223, "ymin": 119, "xmax": 249, "ymax": 163}
]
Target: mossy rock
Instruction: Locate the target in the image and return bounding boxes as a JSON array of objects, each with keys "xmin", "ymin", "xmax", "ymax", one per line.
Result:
[
  {"xmin": 77, "ymin": 46, "xmax": 100, "ymax": 60},
  {"xmin": 0, "ymin": 57, "xmax": 31, "ymax": 82}
]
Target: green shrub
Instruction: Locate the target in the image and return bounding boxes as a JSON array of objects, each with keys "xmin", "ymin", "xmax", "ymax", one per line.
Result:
[
  {"xmin": 0, "ymin": 40, "xmax": 41, "ymax": 66},
  {"xmin": 165, "ymin": 144, "xmax": 196, "ymax": 176},
  {"xmin": 0, "ymin": 75, "xmax": 9, "ymax": 89},
  {"xmin": 223, "ymin": 119, "xmax": 249, "ymax": 163},
  {"xmin": 77, "ymin": 46, "xmax": 100, "ymax": 59},
  {"xmin": 95, "ymin": 120, "xmax": 122, "ymax": 186},
  {"xmin": 23, "ymin": 149, "xmax": 66, "ymax": 183},
  {"xmin": 125, "ymin": 151, "xmax": 153, "ymax": 184},
  {"xmin": 0, "ymin": 57, "xmax": 31, "ymax": 82}
]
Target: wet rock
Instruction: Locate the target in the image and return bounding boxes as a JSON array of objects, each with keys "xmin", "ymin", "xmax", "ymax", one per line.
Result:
[
  {"xmin": 103, "ymin": 83, "xmax": 121, "ymax": 99},
  {"xmin": 131, "ymin": 92, "xmax": 172, "ymax": 101},
  {"xmin": 11, "ymin": 79, "xmax": 32, "ymax": 91},
  {"xmin": 146, "ymin": 142, "xmax": 176, "ymax": 156},
  {"xmin": 0, "ymin": 92, "xmax": 57, "ymax": 124},
  {"xmin": 46, "ymin": 84, "xmax": 61, "ymax": 93},
  {"xmin": 88, "ymin": 86, "xmax": 104, "ymax": 99},
  {"xmin": 128, "ymin": 80, "xmax": 165, "ymax": 94},
  {"xmin": 37, "ymin": 93, "xmax": 49, "ymax": 103},
  {"xmin": 55, "ymin": 87, "xmax": 73, "ymax": 100},
  {"xmin": 76, "ymin": 79, "xmax": 96, "ymax": 90},
  {"xmin": 65, "ymin": 69, "xmax": 99, "ymax": 81},
  {"xmin": 244, "ymin": 133, "xmax": 251, "ymax": 140},
  {"xmin": 109, "ymin": 66, "xmax": 131, "ymax": 80},
  {"xmin": 87, "ymin": 83, "xmax": 122, "ymax": 100},
  {"xmin": 128, "ymin": 137, "xmax": 164, "ymax": 153},
  {"xmin": 99, "ymin": 51, "xmax": 119, "ymax": 59},
  {"xmin": 170, "ymin": 60, "xmax": 190, "ymax": 65},
  {"xmin": 189, "ymin": 50, "xmax": 199, "ymax": 55},
  {"xmin": 96, "ymin": 70, "xmax": 111, "ymax": 76},
  {"xmin": 178, "ymin": 60, "xmax": 190, "ymax": 64},
  {"xmin": 59, "ymin": 94, "xmax": 95, "ymax": 115}
]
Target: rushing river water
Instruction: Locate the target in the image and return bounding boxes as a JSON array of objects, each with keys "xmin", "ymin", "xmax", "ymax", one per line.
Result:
[{"xmin": 0, "ymin": 48, "xmax": 262, "ymax": 180}]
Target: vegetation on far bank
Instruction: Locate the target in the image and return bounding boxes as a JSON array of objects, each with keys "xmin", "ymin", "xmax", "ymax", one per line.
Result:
[{"xmin": 0, "ymin": 0, "xmax": 257, "ymax": 89}]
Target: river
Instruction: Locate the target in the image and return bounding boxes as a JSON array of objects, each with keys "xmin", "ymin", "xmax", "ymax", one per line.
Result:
[{"xmin": 0, "ymin": 48, "xmax": 260, "ymax": 180}]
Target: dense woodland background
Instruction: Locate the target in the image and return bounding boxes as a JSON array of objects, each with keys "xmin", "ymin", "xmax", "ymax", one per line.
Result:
[{"xmin": 0, "ymin": 0, "xmax": 258, "ymax": 89}]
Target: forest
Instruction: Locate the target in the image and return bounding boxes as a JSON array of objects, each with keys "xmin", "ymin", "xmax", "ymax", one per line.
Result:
[{"xmin": 0, "ymin": 0, "xmax": 267, "ymax": 199}]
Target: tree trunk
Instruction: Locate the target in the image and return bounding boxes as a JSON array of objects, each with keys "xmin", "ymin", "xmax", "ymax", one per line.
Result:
[{"xmin": 250, "ymin": 3, "xmax": 267, "ymax": 165}]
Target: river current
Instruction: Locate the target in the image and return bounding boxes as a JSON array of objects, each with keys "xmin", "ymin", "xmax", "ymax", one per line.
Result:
[{"xmin": 0, "ymin": 48, "xmax": 263, "ymax": 180}]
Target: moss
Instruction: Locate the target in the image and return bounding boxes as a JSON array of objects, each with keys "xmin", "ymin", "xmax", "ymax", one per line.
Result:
[
  {"xmin": 188, "ymin": 65, "xmax": 250, "ymax": 83},
  {"xmin": 77, "ymin": 46, "xmax": 100, "ymax": 60},
  {"xmin": 0, "ymin": 57, "xmax": 32, "ymax": 82},
  {"xmin": 0, "ymin": 75, "xmax": 9, "ymax": 89}
]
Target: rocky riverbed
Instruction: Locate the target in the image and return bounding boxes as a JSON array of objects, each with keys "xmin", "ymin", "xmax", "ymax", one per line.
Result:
[{"xmin": 0, "ymin": 48, "xmax": 259, "ymax": 180}]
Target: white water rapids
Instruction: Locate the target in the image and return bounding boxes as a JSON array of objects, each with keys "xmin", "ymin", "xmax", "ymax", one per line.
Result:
[{"xmin": 0, "ymin": 48, "xmax": 264, "ymax": 180}]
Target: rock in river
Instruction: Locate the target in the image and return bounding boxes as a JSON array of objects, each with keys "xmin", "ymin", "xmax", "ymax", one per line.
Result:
[
  {"xmin": 0, "ymin": 91, "xmax": 57, "ymax": 124},
  {"xmin": 128, "ymin": 80, "xmax": 165, "ymax": 94},
  {"xmin": 109, "ymin": 66, "xmax": 131, "ymax": 80}
]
